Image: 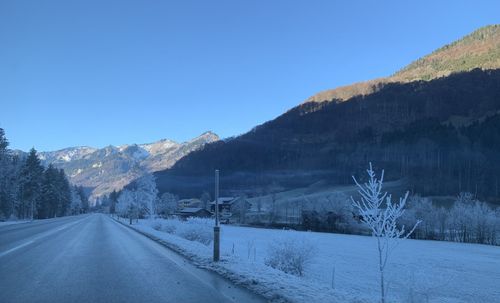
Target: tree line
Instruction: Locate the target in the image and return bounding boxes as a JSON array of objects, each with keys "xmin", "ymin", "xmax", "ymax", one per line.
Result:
[
  {"xmin": 299, "ymin": 191, "xmax": 499, "ymax": 245},
  {"xmin": 401, "ymin": 193, "xmax": 499, "ymax": 245},
  {"xmin": 0, "ymin": 128, "xmax": 89, "ymax": 220},
  {"xmin": 246, "ymin": 189, "xmax": 499, "ymax": 246},
  {"xmin": 110, "ymin": 173, "xmax": 182, "ymax": 223}
]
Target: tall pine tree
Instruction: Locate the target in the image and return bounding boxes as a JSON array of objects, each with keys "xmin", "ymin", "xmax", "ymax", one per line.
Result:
[
  {"xmin": 57, "ymin": 168, "xmax": 71, "ymax": 216},
  {"xmin": 18, "ymin": 148, "xmax": 44, "ymax": 219},
  {"xmin": 40, "ymin": 165, "xmax": 59, "ymax": 218}
]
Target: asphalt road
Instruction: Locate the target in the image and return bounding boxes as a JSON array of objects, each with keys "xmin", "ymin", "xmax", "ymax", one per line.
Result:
[{"xmin": 0, "ymin": 214, "xmax": 265, "ymax": 303}]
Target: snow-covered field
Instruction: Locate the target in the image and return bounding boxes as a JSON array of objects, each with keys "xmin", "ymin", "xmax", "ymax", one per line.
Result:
[{"xmin": 125, "ymin": 217, "xmax": 500, "ymax": 303}]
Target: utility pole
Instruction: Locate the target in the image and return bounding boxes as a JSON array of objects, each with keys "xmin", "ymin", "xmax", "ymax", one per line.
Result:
[{"xmin": 213, "ymin": 169, "xmax": 220, "ymax": 262}]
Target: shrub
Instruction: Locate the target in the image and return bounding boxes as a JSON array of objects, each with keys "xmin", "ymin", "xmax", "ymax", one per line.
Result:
[
  {"xmin": 146, "ymin": 217, "xmax": 213, "ymax": 245},
  {"xmin": 176, "ymin": 218, "xmax": 213, "ymax": 246},
  {"xmin": 148, "ymin": 219, "xmax": 163, "ymax": 231},
  {"xmin": 161, "ymin": 220, "xmax": 178, "ymax": 234},
  {"xmin": 264, "ymin": 236, "xmax": 314, "ymax": 276}
]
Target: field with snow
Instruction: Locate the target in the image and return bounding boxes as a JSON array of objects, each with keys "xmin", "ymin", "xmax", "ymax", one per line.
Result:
[{"xmin": 122, "ymin": 217, "xmax": 500, "ymax": 303}]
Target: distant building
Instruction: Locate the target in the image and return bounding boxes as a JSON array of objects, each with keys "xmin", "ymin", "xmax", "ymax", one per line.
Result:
[
  {"xmin": 176, "ymin": 207, "xmax": 212, "ymax": 219},
  {"xmin": 209, "ymin": 196, "xmax": 251, "ymax": 223},
  {"xmin": 177, "ymin": 198, "xmax": 202, "ymax": 210}
]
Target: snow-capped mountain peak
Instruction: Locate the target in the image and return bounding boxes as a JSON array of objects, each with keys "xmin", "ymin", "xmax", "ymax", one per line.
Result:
[{"xmin": 34, "ymin": 132, "xmax": 219, "ymax": 201}]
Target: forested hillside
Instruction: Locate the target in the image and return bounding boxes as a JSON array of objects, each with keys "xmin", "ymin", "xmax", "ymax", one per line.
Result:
[
  {"xmin": 306, "ymin": 24, "xmax": 500, "ymax": 103},
  {"xmin": 156, "ymin": 69, "xmax": 500, "ymax": 202},
  {"xmin": 152, "ymin": 25, "xmax": 500, "ymax": 202}
]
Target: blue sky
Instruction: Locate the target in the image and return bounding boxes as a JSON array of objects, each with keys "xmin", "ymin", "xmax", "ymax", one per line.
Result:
[{"xmin": 1, "ymin": 0, "xmax": 499, "ymax": 151}]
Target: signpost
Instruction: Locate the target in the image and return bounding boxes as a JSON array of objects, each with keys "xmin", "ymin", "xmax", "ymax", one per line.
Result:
[{"xmin": 213, "ymin": 169, "xmax": 220, "ymax": 262}]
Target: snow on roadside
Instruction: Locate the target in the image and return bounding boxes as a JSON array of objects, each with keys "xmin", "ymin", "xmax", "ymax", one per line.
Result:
[
  {"xmin": 0, "ymin": 220, "xmax": 30, "ymax": 227},
  {"xmin": 121, "ymin": 217, "xmax": 500, "ymax": 303}
]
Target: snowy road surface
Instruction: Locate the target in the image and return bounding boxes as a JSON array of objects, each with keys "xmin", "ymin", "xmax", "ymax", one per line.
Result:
[{"xmin": 0, "ymin": 214, "xmax": 264, "ymax": 303}]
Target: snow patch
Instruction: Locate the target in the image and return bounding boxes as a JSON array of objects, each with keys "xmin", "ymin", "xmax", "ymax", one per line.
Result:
[
  {"xmin": 71, "ymin": 168, "xmax": 83, "ymax": 177},
  {"xmin": 132, "ymin": 148, "xmax": 149, "ymax": 160},
  {"xmin": 60, "ymin": 154, "xmax": 71, "ymax": 162},
  {"xmin": 0, "ymin": 220, "xmax": 30, "ymax": 227}
]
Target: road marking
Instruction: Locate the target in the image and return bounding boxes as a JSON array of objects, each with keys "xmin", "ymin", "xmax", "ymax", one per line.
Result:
[
  {"xmin": 0, "ymin": 217, "xmax": 88, "ymax": 258},
  {"xmin": 0, "ymin": 240, "xmax": 34, "ymax": 258}
]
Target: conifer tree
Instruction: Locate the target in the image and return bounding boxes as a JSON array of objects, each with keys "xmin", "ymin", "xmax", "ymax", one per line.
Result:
[
  {"xmin": 18, "ymin": 148, "xmax": 44, "ymax": 219},
  {"xmin": 57, "ymin": 168, "xmax": 71, "ymax": 216},
  {"xmin": 109, "ymin": 190, "xmax": 119, "ymax": 214},
  {"xmin": 40, "ymin": 165, "xmax": 59, "ymax": 218}
]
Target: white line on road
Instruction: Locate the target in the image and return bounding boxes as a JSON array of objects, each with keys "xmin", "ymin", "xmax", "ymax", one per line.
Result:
[
  {"xmin": 0, "ymin": 217, "xmax": 88, "ymax": 258},
  {"xmin": 0, "ymin": 240, "xmax": 34, "ymax": 258}
]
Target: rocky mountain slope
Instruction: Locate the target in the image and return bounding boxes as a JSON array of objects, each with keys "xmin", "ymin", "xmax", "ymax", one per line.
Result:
[{"xmin": 38, "ymin": 132, "xmax": 219, "ymax": 201}]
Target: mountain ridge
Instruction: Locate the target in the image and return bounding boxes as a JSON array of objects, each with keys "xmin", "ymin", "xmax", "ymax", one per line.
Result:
[
  {"xmin": 31, "ymin": 131, "xmax": 219, "ymax": 202},
  {"xmin": 305, "ymin": 24, "xmax": 500, "ymax": 104}
]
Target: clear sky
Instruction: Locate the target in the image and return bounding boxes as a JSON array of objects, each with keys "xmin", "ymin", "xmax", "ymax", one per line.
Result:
[{"xmin": 1, "ymin": 0, "xmax": 499, "ymax": 151}]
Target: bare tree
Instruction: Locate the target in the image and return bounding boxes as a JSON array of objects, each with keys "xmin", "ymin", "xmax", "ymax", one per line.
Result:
[{"xmin": 351, "ymin": 163, "xmax": 421, "ymax": 303}]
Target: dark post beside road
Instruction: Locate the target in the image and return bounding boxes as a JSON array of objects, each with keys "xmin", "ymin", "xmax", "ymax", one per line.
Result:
[{"xmin": 213, "ymin": 169, "xmax": 220, "ymax": 262}]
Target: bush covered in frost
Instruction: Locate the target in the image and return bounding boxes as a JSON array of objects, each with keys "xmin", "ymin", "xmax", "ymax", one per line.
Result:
[
  {"xmin": 149, "ymin": 219, "xmax": 163, "ymax": 231},
  {"xmin": 264, "ymin": 236, "xmax": 314, "ymax": 276},
  {"xmin": 147, "ymin": 217, "xmax": 213, "ymax": 245},
  {"xmin": 161, "ymin": 220, "xmax": 178, "ymax": 234},
  {"xmin": 176, "ymin": 218, "xmax": 213, "ymax": 245}
]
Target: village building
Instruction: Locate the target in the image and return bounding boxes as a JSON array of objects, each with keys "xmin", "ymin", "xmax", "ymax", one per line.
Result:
[
  {"xmin": 209, "ymin": 196, "xmax": 251, "ymax": 223},
  {"xmin": 177, "ymin": 198, "xmax": 202, "ymax": 210},
  {"xmin": 176, "ymin": 207, "xmax": 212, "ymax": 220}
]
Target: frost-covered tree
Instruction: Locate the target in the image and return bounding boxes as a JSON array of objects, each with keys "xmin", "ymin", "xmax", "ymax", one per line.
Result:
[
  {"xmin": 449, "ymin": 192, "xmax": 475, "ymax": 242},
  {"xmin": 70, "ymin": 186, "xmax": 82, "ymax": 215},
  {"xmin": 351, "ymin": 163, "xmax": 420, "ymax": 303},
  {"xmin": 115, "ymin": 174, "xmax": 158, "ymax": 223},
  {"xmin": 156, "ymin": 192, "xmax": 178, "ymax": 217},
  {"xmin": 320, "ymin": 192, "xmax": 357, "ymax": 233},
  {"xmin": 200, "ymin": 191, "xmax": 210, "ymax": 210},
  {"xmin": 448, "ymin": 193, "xmax": 499, "ymax": 244},
  {"xmin": 402, "ymin": 195, "xmax": 437, "ymax": 240},
  {"xmin": 76, "ymin": 186, "xmax": 89, "ymax": 214},
  {"xmin": 116, "ymin": 189, "xmax": 138, "ymax": 224},
  {"xmin": 134, "ymin": 173, "xmax": 158, "ymax": 219},
  {"xmin": 470, "ymin": 201, "xmax": 496, "ymax": 244}
]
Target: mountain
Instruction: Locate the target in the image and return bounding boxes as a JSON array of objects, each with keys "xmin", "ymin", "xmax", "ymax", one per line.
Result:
[
  {"xmin": 153, "ymin": 25, "xmax": 500, "ymax": 203},
  {"xmin": 305, "ymin": 24, "xmax": 500, "ymax": 103},
  {"xmin": 37, "ymin": 132, "xmax": 219, "ymax": 201}
]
